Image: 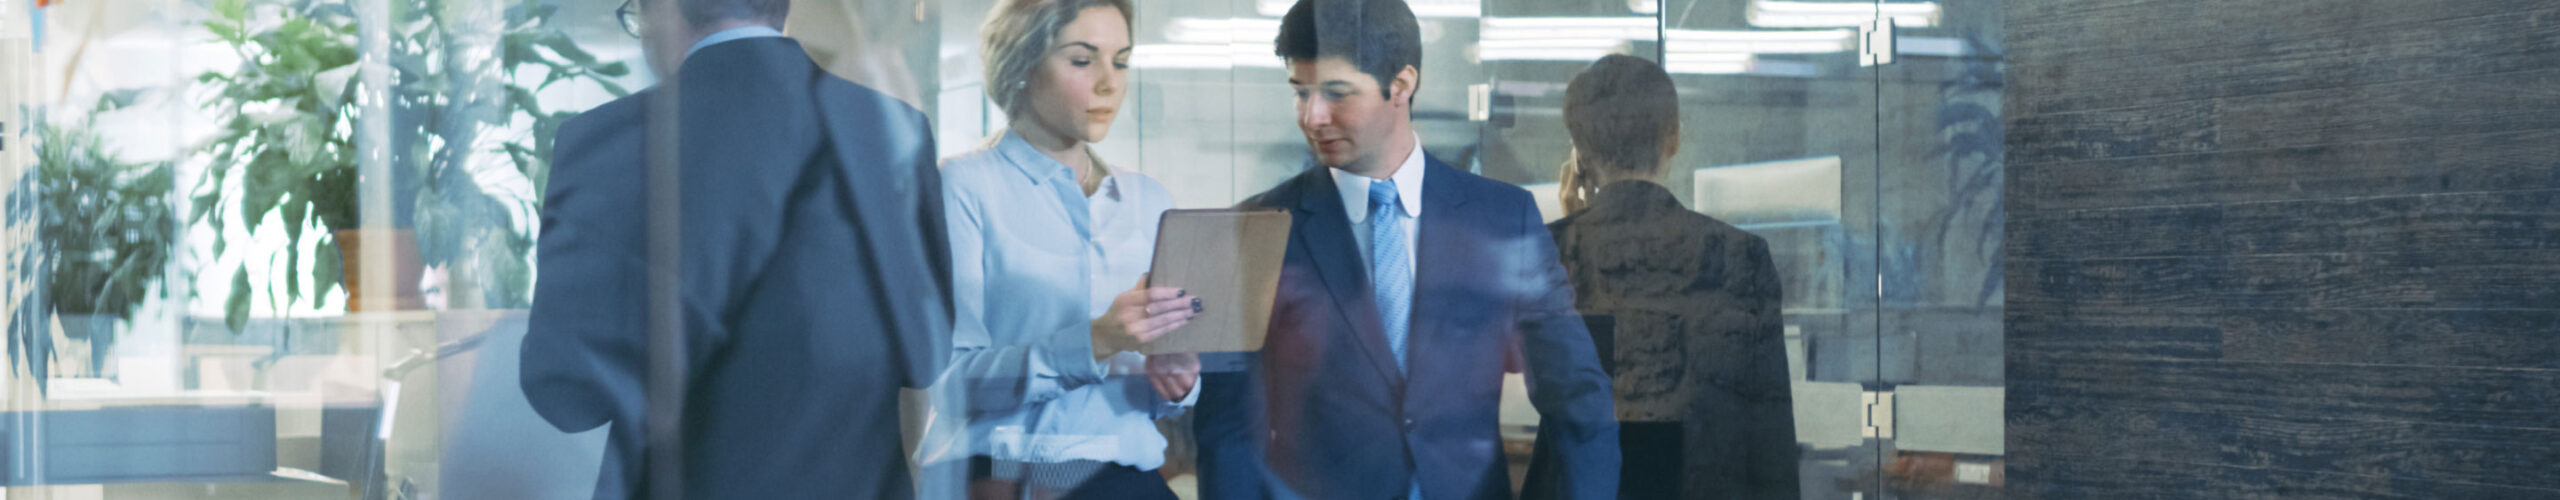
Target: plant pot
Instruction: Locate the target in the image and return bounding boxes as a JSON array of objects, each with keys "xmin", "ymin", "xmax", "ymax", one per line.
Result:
[{"xmin": 333, "ymin": 229, "xmax": 428, "ymax": 311}]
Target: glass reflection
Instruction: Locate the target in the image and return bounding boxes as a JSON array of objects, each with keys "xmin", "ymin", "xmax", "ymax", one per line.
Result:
[{"xmin": 0, "ymin": 0, "xmax": 2002, "ymax": 497}]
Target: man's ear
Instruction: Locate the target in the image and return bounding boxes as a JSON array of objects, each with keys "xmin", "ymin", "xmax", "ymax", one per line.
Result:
[
  {"xmin": 1391, "ymin": 65, "xmax": 1420, "ymax": 106},
  {"xmin": 1661, "ymin": 127, "xmax": 1683, "ymax": 162}
]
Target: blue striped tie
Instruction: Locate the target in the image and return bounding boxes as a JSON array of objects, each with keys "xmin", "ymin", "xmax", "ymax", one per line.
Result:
[{"xmin": 1367, "ymin": 180, "xmax": 1411, "ymax": 374}]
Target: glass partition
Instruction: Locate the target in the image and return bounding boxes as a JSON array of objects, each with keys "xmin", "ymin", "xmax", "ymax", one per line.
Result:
[{"xmin": 0, "ymin": 0, "xmax": 2000, "ymax": 497}]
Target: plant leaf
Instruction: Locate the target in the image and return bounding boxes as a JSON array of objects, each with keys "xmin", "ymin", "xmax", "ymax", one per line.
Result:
[
  {"xmin": 213, "ymin": 0, "xmax": 246, "ymax": 22},
  {"xmin": 283, "ymin": 244, "xmax": 301, "ymax": 307},
  {"xmin": 537, "ymin": 32, "xmax": 599, "ymax": 66},
  {"xmin": 240, "ymin": 150, "xmax": 290, "ymax": 233},
  {"xmin": 314, "ymin": 239, "xmax": 343, "ymax": 300},
  {"xmin": 226, "ymin": 266, "xmax": 252, "ymax": 333},
  {"xmin": 314, "ymin": 64, "xmax": 360, "ymax": 110},
  {"xmin": 596, "ymin": 79, "xmax": 630, "ymax": 98},
  {"xmin": 190, "ymin": 192, "xmax": 221, "ymax": 224},
  {"xmin": 281, "ymin": 197, "xmax": 308, "ymax": 248},
  {"xmin": 592, "ymin": 62, "xmax": 630, "ymax": 78}
]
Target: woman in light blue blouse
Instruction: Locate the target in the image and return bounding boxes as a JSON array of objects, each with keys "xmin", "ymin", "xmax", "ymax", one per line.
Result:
[{"xmin": 920, "ymin": 0, "xmax": 1199, "ymax": 498}]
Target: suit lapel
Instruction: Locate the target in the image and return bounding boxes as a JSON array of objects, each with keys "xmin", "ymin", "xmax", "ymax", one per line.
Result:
[
  {"xmin": 1407, "ymin": 159, "xmax": 1474, "ymax": 377},
  {"xmin": 1291, "ymin": 169, "xmax": 1407, "ymax": 385}
]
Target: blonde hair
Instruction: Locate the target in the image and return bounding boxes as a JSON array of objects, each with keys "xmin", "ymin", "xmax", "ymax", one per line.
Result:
[{"xmin": 979, "ymin": 0, "xmax": 1135, "ymax": 117}]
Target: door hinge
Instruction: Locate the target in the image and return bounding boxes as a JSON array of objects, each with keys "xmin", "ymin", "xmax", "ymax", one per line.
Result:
[
  {"xmin": 1859, "ymin": 18, "xmax": 1898, "ymax": 67},
  {"xmin": 1861, "ymin": 390, "xmax": 1895, "ymax": 439}
]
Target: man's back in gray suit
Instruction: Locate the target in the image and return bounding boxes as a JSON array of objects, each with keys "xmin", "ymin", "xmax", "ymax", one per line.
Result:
[{"xmin": 518, "ymin": 27, "xmax": 952, "ymax": 499}]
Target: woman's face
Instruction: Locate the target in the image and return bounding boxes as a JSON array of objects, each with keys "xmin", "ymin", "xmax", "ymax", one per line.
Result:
[{"xmin": 1021, "ymin": 6, "xmax": 1132, "ymax": 145}]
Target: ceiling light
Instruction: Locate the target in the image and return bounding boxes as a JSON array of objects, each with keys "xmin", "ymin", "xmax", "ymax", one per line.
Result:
[
  {"xmin": 1747, "ymin": 1, "xmax": 1940, "ymax": 28},
  {"xmin": 1258, "ymin": 0, "xmax": 1481, "ymax": 18}
]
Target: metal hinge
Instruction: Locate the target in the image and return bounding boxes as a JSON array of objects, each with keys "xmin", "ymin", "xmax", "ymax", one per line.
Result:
[
  {"xmin": 1861, "ymin": 390, "xmax": 1895, "ymax": 439},
  {"xmin": 1468, "ymin": 84, "xmax": 1492, "ymax": 122},
  {"xmin": 1858, "ymin": 18, "xmax": 1897, "ymax": 67}
]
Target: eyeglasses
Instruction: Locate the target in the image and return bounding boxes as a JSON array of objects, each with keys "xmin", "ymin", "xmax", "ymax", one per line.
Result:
[{"xmin": 617, "ymin": 0, "xmax": 643, "ymax": 38}]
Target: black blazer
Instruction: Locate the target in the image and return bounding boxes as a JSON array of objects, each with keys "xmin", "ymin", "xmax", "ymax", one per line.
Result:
[
  {"xmin": 1547, "ymin": 181, "xmax": 1798, "ymax": 499},
  {"xmin": 519, "ymin": 37, "xmax": 952, "ymax": 499},
  {"xmin": 1203, "ymin": 158, "xmax": 1620, "ymax": 500}
]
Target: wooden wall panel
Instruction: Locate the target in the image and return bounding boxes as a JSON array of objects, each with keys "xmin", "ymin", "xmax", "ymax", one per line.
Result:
[
  {"xmin": 2011, "ymin": 406, "xmax": 2560, "ymax": 491},
  {"xmin": 2010, "ymin": 130, "xmax": 2560, "ymax": 212},
  {"xmin": 2011, "ymin": 9, "xmax": 2560, "ymax": 117},
  {"xmin": 2004, "ymin": 0, "xmax": 2560, "ymax": 497},
  {"xmin": 2010, "ymin": 190, "xmax": 2560, "ymax": 259}
]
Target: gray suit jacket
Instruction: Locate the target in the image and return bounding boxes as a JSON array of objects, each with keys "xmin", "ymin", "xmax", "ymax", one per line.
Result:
[{"xmin": 519, "ymin": 37, "xmax": 952, "ymax": 499}]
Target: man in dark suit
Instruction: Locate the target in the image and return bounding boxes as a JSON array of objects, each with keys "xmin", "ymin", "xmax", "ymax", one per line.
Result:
[
  {"xmin": 1189, "ymin": 1, "xmax": 1619, "ymax": 498},
  {"xmin": 518, "ymin": 0, "xmax": 951, "ymax": 497}
]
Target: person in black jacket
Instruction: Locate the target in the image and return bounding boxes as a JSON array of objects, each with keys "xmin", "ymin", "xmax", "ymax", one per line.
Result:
[{"xmin": 1547, "ymin": 54, "xmax": 1801, "ymax": 500}]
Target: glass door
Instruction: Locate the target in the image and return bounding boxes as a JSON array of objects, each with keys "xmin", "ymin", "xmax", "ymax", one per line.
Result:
[
  {"xmin": 1478, "ymin": 0, "xmax": 1886, "ymax": 497},
  {"xmin": 1873, "ymin": 0, "xmax": 2006, "ymax": 497}
]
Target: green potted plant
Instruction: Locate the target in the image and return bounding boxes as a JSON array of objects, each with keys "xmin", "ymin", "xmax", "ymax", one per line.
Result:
[
  {"xmin": 392, "ymin": 0, "xmax": 632, "ymax": 310},
  {"xmin": 192, "ymin": 0, "xmax": 628, "ymax": 331},
  {"xmin": 32, "ymin": 120, "xmax": 179, "ymax": 381},
  {"xmin": 192, "ymin": 0, "xmax": 365, "ymax": 333}
]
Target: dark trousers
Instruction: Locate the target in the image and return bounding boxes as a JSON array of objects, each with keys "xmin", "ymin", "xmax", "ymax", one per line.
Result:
[
  {"xmin": 1525, "ymin": 421, "xmax": 1684, "ymax": 500},
  {"xmin": 1618, "ymin": 421, "xmax": 1685, "ymax": 499},
  {"xmin": 968, "ymin": 457, "xmax": 1176, "ymax": 500}
]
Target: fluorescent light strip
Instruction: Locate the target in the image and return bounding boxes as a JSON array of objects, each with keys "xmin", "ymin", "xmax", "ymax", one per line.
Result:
[
  {"xmin": 1131, "ymin": 43, "xmax": 1283, "ymax": 69},
  {"xmin": 1480, "ymin": 17, "xmax": 1662, "ymax": 43},
  {"xmin": 1481, "ymin": 27, "xmax": 1664, "ymax": 41},
  {"xmin": 1479, "ymin": 38, "xmax": 1629, "ymax": 50},
  {"xmin": 1165, "ymin": 18, "xmax": 1282, "ymax": 45},
  {"xmin": 1896, "ymin": 36, "xmax": 1970, "ymax": 57},
  {"xmin": 1481, "ymin": 17, "xmax": 1660, "ymax": 29},
  {"xmin": 1664, "ymin": 29, "xmax": 1854, "ymax": 42},
  {"xmin": 1258, "ymin": 0, "xmax": 1481, "ymax": 17},
  {"xmin": 1665, "ymin": 52, "xmax": 1753, "ymax": 64},
  {"xmin": 1665, "ymin": 58, "xmax": 1823, "ymax": 77},
  {"xmin": 1747, "ymin": 0, "xmax": 1940, "ymax": 28},
  {"xmin": 1477, "ymin": 47, "xmax": 1625, "ymax": 62},
  {"xmin": 1665, "ymin": 62, "xmax": 1753, "ymax": 74},
  {"xmin": 1666, "ymin": 39, "xmax": 1851, "ymax": 54}
]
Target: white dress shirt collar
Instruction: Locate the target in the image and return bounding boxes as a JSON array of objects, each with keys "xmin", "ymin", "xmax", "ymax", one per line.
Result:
[
  {"xmin": 1331, "ymin": 132, "xmax": 1428, "ymax": 223},
  {"xmin": 995, "ymin": 130, "xmax": 1125, "ymax": 201}
]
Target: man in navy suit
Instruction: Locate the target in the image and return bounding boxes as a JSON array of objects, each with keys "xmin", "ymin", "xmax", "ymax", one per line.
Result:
[
  {"xmin": 1189, "ymin": 1, "xmax": 1620, "ymax": 498},
  {"xmin": 518, "ymin": 0, "xmax": 951, "ymax": 497}
]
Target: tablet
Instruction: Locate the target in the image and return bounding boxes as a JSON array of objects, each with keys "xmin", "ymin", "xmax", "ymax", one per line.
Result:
[{"xmin": 1142, "ymin": 208, "xmax": 1292, "ymax": 354}]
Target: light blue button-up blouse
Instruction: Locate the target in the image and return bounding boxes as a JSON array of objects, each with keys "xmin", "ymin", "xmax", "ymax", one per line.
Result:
[{"xmin": 918, "ymin": 131, "xmax": 1197, "ymax": 471}]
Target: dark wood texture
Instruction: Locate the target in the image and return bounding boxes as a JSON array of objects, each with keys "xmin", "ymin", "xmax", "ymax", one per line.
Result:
[{"xmin": 2004, "ymin": 1, "xmax": 2560, "ymax": 497}]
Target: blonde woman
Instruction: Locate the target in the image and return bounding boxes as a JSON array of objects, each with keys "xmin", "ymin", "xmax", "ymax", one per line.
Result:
[{"xmin": 923, "ymin": 0, "xmax": 1196, "ymax": 498}]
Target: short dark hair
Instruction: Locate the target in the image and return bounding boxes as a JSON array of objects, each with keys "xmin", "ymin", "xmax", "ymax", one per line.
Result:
[
  {"xmin": 1273, "ymin": 0, "xmax": 1422, "ymax": 102},
  {"xmin": 682, "ymin": 0, "xmax": 790, "ymax": 29},
  {"xmin": 1564, "ymin": 54, "xmax": 1681, "ymax": 175}
]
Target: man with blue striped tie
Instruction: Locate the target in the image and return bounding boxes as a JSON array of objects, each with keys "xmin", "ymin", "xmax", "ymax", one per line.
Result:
[{"xmin": 1185, "ymin": 1, "xmax": 1621, "ymax": 499}]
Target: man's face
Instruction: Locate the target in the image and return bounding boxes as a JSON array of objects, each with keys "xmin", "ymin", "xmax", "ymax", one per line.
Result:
[{"xmin": 1289, "ymin": 57, "xmax": 1412, "ymax": 174}]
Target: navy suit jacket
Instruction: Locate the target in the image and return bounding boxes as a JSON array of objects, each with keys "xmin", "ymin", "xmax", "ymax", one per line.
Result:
[
  {"xmin": 1200, "ymin": 157, "xmax": 1619, "ymax": 500},
  {"xmin": 519, "ymin": 38, "xmax": 952, "ymax": 499}
]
